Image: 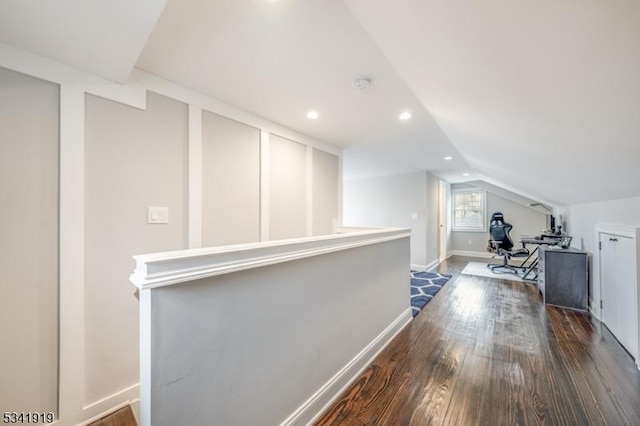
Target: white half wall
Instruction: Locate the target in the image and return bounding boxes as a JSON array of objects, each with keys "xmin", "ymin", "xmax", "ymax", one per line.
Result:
[{"xmin": 131, "ymin": 228, "xmax": 411, "ymax": 426}]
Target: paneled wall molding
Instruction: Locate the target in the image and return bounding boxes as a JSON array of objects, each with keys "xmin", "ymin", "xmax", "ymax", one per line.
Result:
[
  {"xmin": 1, "ymin": 45, "xmax": 343, "ymax": 426},
  {"xmin": 132, "ymin": 69, "xmax": 340, "ymax": 156},
  {"xmin": 0, "ymin": 42, "xmax": 116, "ymax": 86},
  {"xmin": 58, "ymin": 85, "xmax": 87, "ymax": 424}
]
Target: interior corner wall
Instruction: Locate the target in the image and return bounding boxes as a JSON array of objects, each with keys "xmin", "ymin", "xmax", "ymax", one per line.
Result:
[
  {"xmin": 343, "ymin": 171, "xmax": 429, "ymax": 268},
  {"xmin": 0, "ymin": 67, "xmax": 59, "ymax": 414},
  {"xmin": 563, "ymin": 195, "xmax": 640, "ymax": 301},
  {"xmin": 84, "ymin": 92, "xmax": 189, "ymax": 403},
  {"xmin": 450, "ymin": 188, "xmax": 546, "ymax": 254}
]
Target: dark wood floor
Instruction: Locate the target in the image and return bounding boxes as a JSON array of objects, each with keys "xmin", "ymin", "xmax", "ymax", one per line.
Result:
[
  {"xmin": 87, "ymin": 405, "xmax": 137, "ymax": 426},
  {"xmin": 316, "ymin": 256, "xmax": 640, "ymax": 426}
]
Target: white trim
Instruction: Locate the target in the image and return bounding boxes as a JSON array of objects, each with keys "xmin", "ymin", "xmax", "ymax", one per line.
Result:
[
  {"xmin": 411, "ymin": 258, "xmax": 440, "ymax": 272},
  {"xmin": 449, "ymin": 250, "xmax": 494, "ymax": 259},
  {"xmin": 130, "ymin": 227, "xmax": 410, "ymax": 289},
  {"xmin": 425, "ymin": 258, "xmax": 440, "ymax": 271},
  {"xmin": 82, "ymin": 79, "xmax": 147, "ymax": 110},
  {"xmin": 336, "ymin": 154, "xmax": 344, "ymax": 231},
  {"xmin": 138, "ymin": 289, "xmax": 152, "ymax": 426},
  {"xmin": 133, "ymin": 69, "xmax": 341, "ymax": 157},
  {"xmin": 58, "ymin": 85, "xmax": 86, "ymax": 424},
  {"xmin": 188, "ymin": 105, "xmax": 203, "ymax": 249},
  {"xmin": 260, "ymin": 130, "xmax": 270, "ymax": 241},
  {"xmin": 80, "ymin": 384, "xmax": 139, "ymax": 425},
  {"xmin": 306, "ymin": 145, "xmax": 313, "ymax": 236},
  {"xmin": 438, "ymin": 181, "xmax": 448, "ymax": 262},
  {"xmin": 451, "ymin": 188, "xmax": 488, "ymax": 232},
  {"xmin": 279, "ymin": 308, "xmax": 412, "ymax": 426},
  {"xmin": 449, "ymin": 250, "xmax": 528, "ymax": 267},
  {"xmin": 0, "ymin": 42, "xmax": 114, "ymax": 86},
  {"xmin": 411, "ymin": 263, "xmax": 428, "ymax": 271}
]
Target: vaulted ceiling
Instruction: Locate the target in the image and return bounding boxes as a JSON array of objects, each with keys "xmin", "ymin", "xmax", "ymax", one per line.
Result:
[{"xmin": 1, "ymin": 0, "xmax": 639, "ymax": 206}]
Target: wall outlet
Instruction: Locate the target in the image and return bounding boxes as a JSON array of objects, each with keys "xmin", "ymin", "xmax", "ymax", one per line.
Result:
[
  {"xmin": 148, "ymin": 206, "xmax": 169, "ymax": 224},
  {"xmin": 468, "ymin": 239, "xmax": 473, "ymax": 245}
]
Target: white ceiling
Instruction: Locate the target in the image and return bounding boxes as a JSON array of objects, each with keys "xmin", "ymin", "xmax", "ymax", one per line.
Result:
[
  {"xmin": 2, "ymin": 0, "xmax": 639, "ymax": 206},
  {"xmin": 0, "ymin": 0, "xmax": 167, "ymax": 83},
  {"xmin": 136, "ymin": 0, "xmax": 468, "ymax": 180},
  {"xmin": 343, "ymin": 0, "xmax": 640, "ymax": 205}
]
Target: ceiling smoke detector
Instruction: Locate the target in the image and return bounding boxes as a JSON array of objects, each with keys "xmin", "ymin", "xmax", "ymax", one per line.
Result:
[{"xmin": 353, "ymin": 77, "xmax": 373, "ymax": 93}]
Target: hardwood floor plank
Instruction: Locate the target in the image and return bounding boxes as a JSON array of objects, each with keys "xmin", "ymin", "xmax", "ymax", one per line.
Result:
[
  {"xmin": 315, "ymin": 256, "xmax": 640, "ymax": 426},
  {"xmin": 87, "ymin": 405, "xmax": 137, "ymax": 426}
]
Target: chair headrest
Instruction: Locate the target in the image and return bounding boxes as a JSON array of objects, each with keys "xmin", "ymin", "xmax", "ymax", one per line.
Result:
[{"xmin": 490, "ymin": 212, "xmax": 505, "ymax": 224}]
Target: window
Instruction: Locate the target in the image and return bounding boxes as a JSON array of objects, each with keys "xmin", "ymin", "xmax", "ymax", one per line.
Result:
[{"xmin": 452, "ymin": 189, "xmax": 486, "ymax": 232}]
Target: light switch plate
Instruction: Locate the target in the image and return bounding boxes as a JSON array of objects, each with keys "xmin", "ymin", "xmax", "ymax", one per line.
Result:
[{"xmin": 148, "ymin": 206, "xmax": 169, "ymax": 224}]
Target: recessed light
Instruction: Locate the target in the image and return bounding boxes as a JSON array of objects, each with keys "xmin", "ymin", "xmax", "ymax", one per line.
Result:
[
  {"xmin": 399, "ymin": 111, "xmax": 412, "ymax": 120},
  {"xmin": 444, "ymin": 156, "xmax": 453, "ymax": 161},
  {"xmin": 307, "ymin": 110, "xmax": 319, "ymax": 120},
  {"xmin": 463, "ymin": 173, "xmax": 470, "ymax": 177}
]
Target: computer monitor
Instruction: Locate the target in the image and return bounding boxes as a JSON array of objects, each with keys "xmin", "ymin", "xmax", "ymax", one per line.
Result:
[{"xmin": 546, "ymin": 214, "xmax": 556, "ymax": 232}]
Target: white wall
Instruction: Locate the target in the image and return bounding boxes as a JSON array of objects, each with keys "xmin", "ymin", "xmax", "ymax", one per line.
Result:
[
  {"xmin": 0, "ymin": 67, "xmax": 59, "ymax": 414},
  {"xmin": 450, "ymin": 185, "xmax": 546, "ymax": 255},
  {"xmin": 202, "ymin": 111, "xmax": 261, "ymax": 246},
  {"xmin": 343, "ymin": 171, "xmax": 440, "ymax": 269},
  {"xmin": 269, "ymin": 134, "xmax": 308, "ymax": 239},
  {"xmin": 564, "ymin": 195, "xmax": 640, "ymax": 302},
  {"xmin": 84, "ymin": 92, "xmax": 189, "ymax": 403},
  {"xmin": 312, "ymin": 148, "xmax": 340, "ymax": 236},
  {"xmin": 425, "ymin": 171, "xmax": 440, "ymax": 264},
  {"xmin": 0, "ymin": 47, "xmax": 342, "ymax": 426}
]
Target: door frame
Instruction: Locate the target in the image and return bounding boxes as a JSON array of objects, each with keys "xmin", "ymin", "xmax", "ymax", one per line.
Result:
[{"xmin": 438, "ymin": 181, "xmax": 449, "ymax": 262}]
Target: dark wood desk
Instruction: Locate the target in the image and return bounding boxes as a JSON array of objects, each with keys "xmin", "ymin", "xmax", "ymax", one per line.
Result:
[
  {"xmin": 519, "ymin": 236, "xmax": 562, "ymax": 280},
  {"xmin": 537, "ymin": 246, "xmax": 588, "ymax": 311}
]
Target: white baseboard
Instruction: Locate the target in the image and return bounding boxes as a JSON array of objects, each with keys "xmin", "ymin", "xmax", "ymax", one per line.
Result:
[
  {"xmin": 411, "ymin": 263, "xmax": 427, "ymax": 271},
  {"xmin": 588, "ymin": 297, "xmax": 601, "ymax": 320},
  {"xmin": 424, "ymin": 258, "xmax": 440, "ymax": 271},
  {"xmin": 78, "ymin": 384, "xmax": 139, "ymax": 426},
  {"xmin": 449, "ymin": 250, "xmax": 494, "ymax": 259},
  {"xmin": 280, "ymin": 308, "xmax": 413, "ymax": 426},
  {"xmin": 411, "ymin": 258, "xmax": 440, "ymax": 272}
]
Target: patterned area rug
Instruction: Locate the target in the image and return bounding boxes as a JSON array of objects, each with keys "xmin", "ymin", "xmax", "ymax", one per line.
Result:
[{"xmin": 410, "ymin": 271, "xmax": 452, "ymax": 317}]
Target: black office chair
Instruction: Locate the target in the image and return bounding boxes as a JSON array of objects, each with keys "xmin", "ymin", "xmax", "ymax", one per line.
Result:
[{"xmin": 487, "ymin": 212, "xmax": 529, "ymax": 275}]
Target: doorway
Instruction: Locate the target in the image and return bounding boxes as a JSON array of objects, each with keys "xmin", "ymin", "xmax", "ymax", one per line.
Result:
[
  {"xmin": 438, "ymin": 181, "xmax": 449, "ymax": 262},
  {"xmin": 599, "ymin": 231, "xmax": 638, "ymax": 360}
]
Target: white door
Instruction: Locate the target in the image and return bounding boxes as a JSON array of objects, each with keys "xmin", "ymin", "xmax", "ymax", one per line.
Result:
[
  {"xmin": 600, "ymin": 232, "xmax": 637, "ymax": 359},
  {"xmin": 438, "ymin": 181, "xmax": 448, "ymax": 262}
]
